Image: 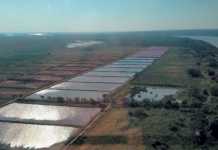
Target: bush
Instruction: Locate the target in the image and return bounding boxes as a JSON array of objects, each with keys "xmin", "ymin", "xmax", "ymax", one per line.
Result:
[
  {"xmin": 129, "ymin": 108, "xmax": 148, "ymax": 119},
  {"xmin": 207, "ymin": 69, "xmax": 216, "ymax": 76},
  {"xmin": 211, "ymin": 85, "xmax": 218, "ymax": 97},
  {"xmin": 190, "ymin": 99, "xmax": 203, "ymax": 108},
  {"xmin": 169, "ymin": 125, "xmax": 179, "ymax": 132},
  {"xmin": 191, "ymin": 112, "xmax": 209, "ymax": 145},
  {"xmin": 130, "ymin": 86, "xmax": 147, "ymax": 98},
  {"xmin": 162, "ymin": 95, "xmax": 179, "ymax": 109},
  {"xmin": 208, "ymin": 58, "xmax": 218, "ymax": 68},
  {"xmin": 189, "ymin": 87, "xmax": 207, "ymax": 102},
  {"xmin": 209, "ymin": 119, "xmax": 218, "ymax": 139},
  {"xmin": 188, "ymin": 68, "xmax": 202, "ymax": 78},
  {"xmin": 57, "ymin": 96, "xmax": 65, "ymax": 103},
  {"xmin": 152, "ymin": 141, "xmax": 169, "ymax": 150},
  {"xmin": 193, "ymin": 129, "xmax": 207, "ymax": 145}
]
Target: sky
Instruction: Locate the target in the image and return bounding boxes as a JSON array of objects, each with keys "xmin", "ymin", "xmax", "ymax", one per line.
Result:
[{"xmin": 0, "ymin": 0, "xmax": 218, "ymax": 32}]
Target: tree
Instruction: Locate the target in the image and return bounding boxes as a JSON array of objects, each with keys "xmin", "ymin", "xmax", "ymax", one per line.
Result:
[
  {"xmin": 191, "ymin": 112, "xmax": 209, "ymax": 145},
  {"xmin": 162, "ymin": 95, "xmax": 179, "ymax": 109},
  {"xmin": 188, "ymin": 87, "xmax": 207, "ymax": 102},
  {"xmin": 208, "ymin": 58, "xmax": 218, "ymax": 68},
  {"xmin": 187, "ymin": 68, "xmax": 202, "ymax": 78},
  {"xmin": 130, "ymin": 86, "xmax": 147, "ymax": 98},
  {"xmin": 209, "ymin": 119, "xmax": 218, "ymax": 139},
  {"xmin": 207, "ymin": 69, "xmax": 216, "ymax": 77},
  {"xmin": 74, "ymin": 97, "xmax": 80, "ymax": 103},
  {"xmin": 211, "ymin": 85, "xmax": 218, "ymax": 97},
  {"xmin": 57, "ymin": 96, "xmax": 64, "ymax": 103},
  {"xmin": 129, "ymin": 108, "xmax": 148, "ymax": 119}
]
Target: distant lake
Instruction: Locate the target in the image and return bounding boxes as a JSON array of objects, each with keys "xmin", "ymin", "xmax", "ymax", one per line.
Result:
[
  {"xmin": 182, "ymin": 36, "xmax": 218, "ymax": 47},
  {"xmin": 66, "ymin": 41, "xmax": 102, "ymax": 48}
]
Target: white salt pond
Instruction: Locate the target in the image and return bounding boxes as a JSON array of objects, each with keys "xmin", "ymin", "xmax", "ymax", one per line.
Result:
[
  {"xmin": 0, "ymin": 103, "xmax": 101, "ymax": 127},
  {"xmin": 27, "ymin": 47, "xmax": 168, "ymax": 102},
  {"xmin": 69, "ymin": 76, "xmax": 130, "ymax": 84},
  {"xmin": 93, "ymin": 67, "xmax": 144, "ymax": 73},
  {"xmin": 51, "ymin": 82, "xmax": 122, "ymax": 92},
  {"xmin": 105, "ymin": 64, "xmax": 149, "ymax": 68},
  {"xmin": 0, "ymin": 122, "xmax": 79, "ymax": 149},
  {"xmin": 83, "ymin": 71, "xmax": 135, "ymax": 77}
]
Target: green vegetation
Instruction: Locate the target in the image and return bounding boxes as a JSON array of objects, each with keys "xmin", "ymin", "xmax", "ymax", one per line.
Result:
[
  {"xmin": 72, "ymin": 135, "xmax": 128, "ymax": 145},
  {"xmin": 129, "ymin": 108, "xmax": 194, "ymax": 150},
  {"xmin": 132, "ymin": 48, "xmax": 200, "ymax": 87},
  {"xmin": 128, "ymin": 36, "xmax": 218, "ymax": 149}
]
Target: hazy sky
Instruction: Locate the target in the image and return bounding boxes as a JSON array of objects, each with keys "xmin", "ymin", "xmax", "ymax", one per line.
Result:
[{"xmin": 0, "ymin": 0, "xmax": 218, "ymax": 32}]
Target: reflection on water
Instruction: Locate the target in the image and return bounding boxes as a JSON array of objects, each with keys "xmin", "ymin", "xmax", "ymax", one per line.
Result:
[
  {"xmin": 133, "ymin": 86, "xmax": 179, "ymax": 101},
  {"xmin": 181, "ymin": 36, "xmax": 218, "ymax": 47},
  {"xmin": 66, "ymin": 41, "xmax": 102, "ymax": 48},
  {"xmin": 0, "ymin": 103, "xmax": 101, "ymax": 126},
  {"xmin": 0, "ymin": 122, "xmax": 79, "ymax": 149},
  {"xmin": 51, "ymin": 82, "xmax": 122, "ymax": 92}
]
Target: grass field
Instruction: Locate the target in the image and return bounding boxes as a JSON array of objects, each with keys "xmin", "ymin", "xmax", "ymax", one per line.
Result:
[{"xmin": 132, "ymin": 48, "xmax": 199, "ymax": 87}]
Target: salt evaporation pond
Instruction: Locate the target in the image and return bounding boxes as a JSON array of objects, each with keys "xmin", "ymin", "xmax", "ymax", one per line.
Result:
[
  {"xmin": 133, "ymin": 86, "xmax": 179, "ymax": 101},
  {"xmin": 0, "ymin": 103, "xmax": 101, "ymax": 126},
  {"xmin": 27, "ymin": 47, "xmax": 168, "ymax": 102},
  {"xmin": 0, "ymin": 122, "xmax": 79, "ymax": 149},
  {"xmin": 0, "ymin": 47, "xmax": 170, "ymax": 149},
  {"xmin": 112, "ymin": 62, "xmax": 152, "ymax": 67},
  {"xmin": 94, "ymin": 67, "xmax": 144, "ymax": 73},
  {"xmin": 26, "ymin": 89, "xmax": 108, "ymax": 101},
  {"xmin": 83, "ymin": 71, "xmax": 135, "ymax": 77},
  {"xmin": 106, "ymin": 64, "xmax": 149, "ymax": 68},
  {"xmin": 51, "ymin": 82, "xmax": 122, "ymax": 92},
  {"xmin": 69, "ymin": 76, "xmax": 130, "ymax": 84},
  {"xmin": 118, "ymin": 59, "xmax": 154, "ymax": 63}
]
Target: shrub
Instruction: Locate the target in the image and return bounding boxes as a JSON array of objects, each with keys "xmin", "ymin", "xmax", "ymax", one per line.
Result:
[
  {"xmin": 193, "ymin": 129, "xmax": 207, "ymax": 145},
  {"xmin": 209, "ymin": 119, "xmax": 218, "ymax": 139},
  {"xmin": 152, "ymin": 141, "xmax": 169, "ymax": 150},
  {"xmin": 129, "ymin": 108, "xmax": 148, "ymax": 119},
  {"xmin": 169, "ymin": 125, "xmax": 179, "ymax": 132},
  {"xmin": 211, "ymin": 85, "xmax": 218, "ymax": 97},
  {"xmin": 191, "ymin": 112, "xmax": 209, "ymax": 145},
  {"xmin": 130, "ymin": 86, "xmax": 147, "ymax": 98},
  {"xmin": 208, "ymin": 58, "xmax": 218, "ymax": 68},
  {"xmin": 207, "ymin": 69, "xmax": 216, "ymax": 76},
  {"xmin": 187, "ymin": 68, "xmax": 202, "ymax": 78},
  {"xmin": 162, "ymin": 95, "xmax": 179, "ymax": 109},
  {"xmin": 57, "ymin": 96, "xmax": 65, "ymax": 103},
  {"xmin": 189, "ymin": 87, "xmax": 207, "ymax": 102}
]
